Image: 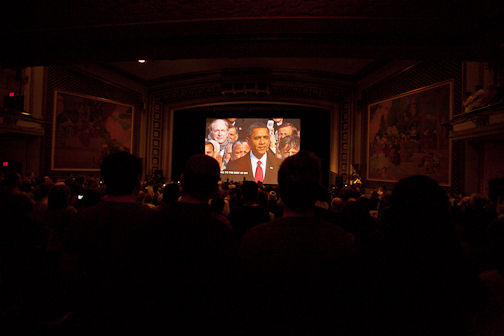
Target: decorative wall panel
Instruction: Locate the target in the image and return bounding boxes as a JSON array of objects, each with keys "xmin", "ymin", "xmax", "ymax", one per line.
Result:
[
  {"xmin": 360, "ymin": 60, "xmax": 462, "ymax": 193},
  {"xmin": 44, "ymin": 66, "xmax": 143, "ymax": 178}
]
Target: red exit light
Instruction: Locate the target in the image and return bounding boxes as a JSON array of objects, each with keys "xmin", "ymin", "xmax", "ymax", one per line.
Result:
[
  {"xmin": 8, "ymin": 92, "xmax": 15, "ymax": 97},
  {"xmin": 3, "ymin": 162, "xmax": 8, "ymax": 167}
]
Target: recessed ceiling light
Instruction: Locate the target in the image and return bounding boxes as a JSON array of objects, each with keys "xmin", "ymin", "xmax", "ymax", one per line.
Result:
[{"xmin": 138, "ymin": 60, "xmax": 146, "ymax": 63}]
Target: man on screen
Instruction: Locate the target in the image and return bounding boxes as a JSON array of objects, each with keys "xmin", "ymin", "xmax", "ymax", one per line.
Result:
[
  {"xmin": 207, "ymin": 119, "xmax": 230, "ymax": 157},
  {"xmin": 228, "ymin": 125, "xmax": 239, "ymax": 142},
  {"xmin": 225, "ymin": 122, "xmax": 281, "ymax": 184},
  {"xmin": 277, "ymin": 123, "xmax": 298, "ymax": 142},
  {"xmin": 277, "ymin": 135, "xmax": 301, "ymax": 160},
  {"xmin": 231, "ymin": 141, "xmax": 250, "ymax": 161}
]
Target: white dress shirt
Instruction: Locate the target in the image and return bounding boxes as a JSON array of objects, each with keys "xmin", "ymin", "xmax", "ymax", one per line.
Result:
[{"xmin": 250, "ymin": 151, "xmax": 267, "ymax": 181}]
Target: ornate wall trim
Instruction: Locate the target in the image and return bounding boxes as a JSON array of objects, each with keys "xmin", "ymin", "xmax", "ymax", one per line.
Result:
[{"xmin": 147, "ymin": 77, "xmax": 352, "ymax": 180}]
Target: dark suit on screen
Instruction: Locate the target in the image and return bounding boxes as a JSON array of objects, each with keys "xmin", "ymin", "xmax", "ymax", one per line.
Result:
[{"xmin": 225, "ymin": 150, "xmax": 281, "ymax": 185}]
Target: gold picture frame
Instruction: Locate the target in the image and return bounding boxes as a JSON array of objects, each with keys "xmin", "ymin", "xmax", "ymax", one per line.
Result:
[
  {"xmin": 51, "ymin": 90, "xmax": 134, "ymax": 171},
  {"xmin": 367, "ymin": 80, "xmax": 452, "ymax": 186}
]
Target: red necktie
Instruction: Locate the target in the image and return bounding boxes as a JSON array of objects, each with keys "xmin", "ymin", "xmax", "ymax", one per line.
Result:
[{"xmin": 255, "ymin": 160, "xmax": 263, "ymax": 183}]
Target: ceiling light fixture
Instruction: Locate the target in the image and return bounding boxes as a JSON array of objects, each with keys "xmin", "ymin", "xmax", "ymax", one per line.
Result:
[{"xmin": 138, "ymin": 60, "xmax": 146, "ymax": 63}]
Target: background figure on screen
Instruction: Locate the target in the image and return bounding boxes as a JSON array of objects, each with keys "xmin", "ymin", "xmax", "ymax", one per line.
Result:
[
  {"xmin": 228, "ymin": 125, "xmax": 239, "ymax": 142},
  {"xmin": 207, "ymin": 119, "xmax": 230, "ymax": 158},
  {"xmin": 276, "ymin": 135, "xmax": 300, "ymax": 159},
  {"xmin": 231, "ymin": 141, "xmax": 250, "ymax": 161},
  {"xmin": 277, "ymin": 123, "xmax": 299, "ymax": 142},
  {"xmin": 205, "ymin": 140, "xmax": 223, "ymax": 170},
  {"xmin": 226, "ymin": 118, "xmax": 246, "ymax": 139},
  {"xmin": 222, "ymin": 142, "xmax": 234, "ymax": 169},
  {"xmin": 225, "ymin": 122, "xmax": 281, "ymax": 184}
]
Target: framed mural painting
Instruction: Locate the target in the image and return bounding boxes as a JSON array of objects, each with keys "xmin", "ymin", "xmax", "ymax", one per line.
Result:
[
  {"xmin": 367, "ymin": 80, "xmax": 452, "ymax": 186},
  {"xmin": 51, "ymin": 91, "xmax": 134, "ymax": 171}
]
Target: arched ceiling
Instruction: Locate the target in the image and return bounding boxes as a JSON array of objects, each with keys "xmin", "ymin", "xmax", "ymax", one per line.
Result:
[{"xmin": 2, "ymin": 0, "xmax": 503, "ymax": 85}]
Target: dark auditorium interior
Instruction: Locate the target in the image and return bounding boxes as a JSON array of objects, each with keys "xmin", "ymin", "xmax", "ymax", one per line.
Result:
[
  {"xmin": 0, "ymin": 0, "xmax": 503, "ymax": 197},
  {"xmin": 2, "ymin": 1, "xmax": 504, "ymax": 332}
]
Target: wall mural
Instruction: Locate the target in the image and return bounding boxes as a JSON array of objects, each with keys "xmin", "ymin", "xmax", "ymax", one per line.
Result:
[
  {"xmin": 367, "ymin": 80, "xmax": 452, "ymax": 186},
  {"xmin": 51, "ymin": 90, "xmax": 134, "ymax": 171}
]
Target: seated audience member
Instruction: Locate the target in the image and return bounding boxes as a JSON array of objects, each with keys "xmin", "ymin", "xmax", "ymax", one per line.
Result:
[
  {"xmin": 239, "ymin": 150, "xmax": 356, "ymax": 334},
  {"xmin": 155, "ymin": 182, "xmax": 180, "ymax": 211},
  {"xmin": 32, "ymin": 181, "xmax": 53, "ymax": 232},
  {"xmin": 480, "ymin": 204, "xmax": 504, "ymax": 322},
  {"xmin": 331, "ymin": 197, "xmax": 344, "ymax": 212},
  {"xmin": 228, "ymin": 181, "xmax": 272, "ymax": 243},
  {"xmin": 314, "ymin": 185, "xmax": 341, "ymax": 227},
  {"xmin": 0, "ymin": 170, "xmax": 37, "ymax": 308},
  {"xmin": 360, "ymin": 175, "xmax": 494, "ymax": 335},
  {"xmin": 266, "ymin": 188, "xmax": 283, "ymax": 218},
  {"xmin": 210, "ymin": 196, "xmax": 232, "ymax": 229},
  {"xmin": 65, "ymin": 151, "xmax": 155, "ymax": 331},
  {"xmin": 142, "ymin": 154, "xmax": 238, "ymax": 334},
  {"xmin": 454, "ymin": 193, "xmax": 496, "ymax": 273},
  {"xmin": 339, "ymin": 198, "xmax": 377, "ymax": 244},
  {"xmin": 369, "ymin": 190, "xmax": 381, "ymax": 210},
  {"xmin": 44, "ymin": 184, "xmax": 77, "ymax": 271},
  {"xmin": 231, "ymin": 140, "xmax": 250, "ymax": 160}
]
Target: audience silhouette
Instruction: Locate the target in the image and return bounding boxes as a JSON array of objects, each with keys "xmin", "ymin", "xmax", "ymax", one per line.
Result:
[{"xmin": 1, "ymin": 152, "xmax": 504, "ymax": 335}]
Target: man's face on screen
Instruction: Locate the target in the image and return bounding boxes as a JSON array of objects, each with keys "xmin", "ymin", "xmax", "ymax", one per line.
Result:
[
  {"xmin": 228, "ymin": 127, "xmax": 238, "ymax": 142},
  {"xmin": 224, "ymin": 143, "xmax": 233, "ymax": 162},
  {"xmin": 281, "ymin": 144, "xmax": 300, "ymax": 159},
  {"xmin": 211, "ymin": 119, "xmax": 228, "ymax": 144},
  {"xmin": 247, "ymin": 127, "xmax": 270, "ymax": 158},
  {"xmin": 278, "ymin": 125, "xmax": 293, "ymax": 141},
  {"xmin": 232, "ymin": 144, "xmax": 249, "ymax": 160}
]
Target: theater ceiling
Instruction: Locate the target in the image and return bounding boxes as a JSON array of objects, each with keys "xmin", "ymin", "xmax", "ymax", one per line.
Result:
[{"xmin": 1, "ymin": 0, "xmax": 503, "ymax": 86}]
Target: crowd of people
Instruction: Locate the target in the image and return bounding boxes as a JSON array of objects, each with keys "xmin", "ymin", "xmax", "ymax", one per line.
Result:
[
  {"xmin": 205, "ymin": 118, "xmax": 301, "ymax": 173},
  {"xmin": 2, "ymin": 150, "xmax": 504, "ymax": 334}
]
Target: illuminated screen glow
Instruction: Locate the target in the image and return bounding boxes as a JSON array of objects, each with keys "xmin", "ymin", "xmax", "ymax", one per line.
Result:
[{"xmin": 205, "ymin": 117, "xmax": 301, "ymax": 184}]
